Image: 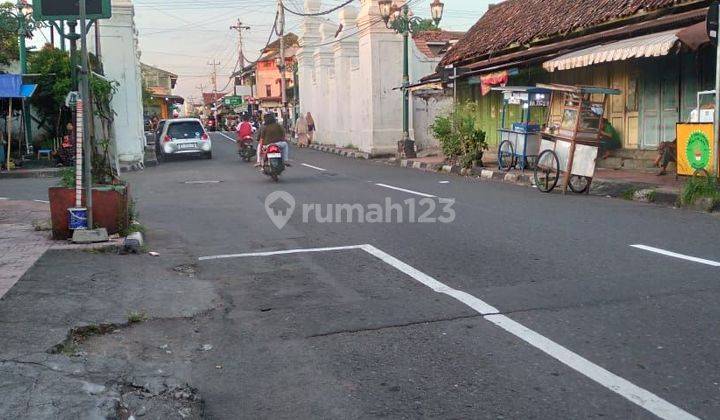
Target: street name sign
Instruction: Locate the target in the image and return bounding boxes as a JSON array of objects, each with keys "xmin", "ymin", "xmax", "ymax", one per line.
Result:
[
  {"xmin": 223, "ymin": 96, "xmax": 243, "ymax": 107},
  {"xmin": 34, "ymin": 0, "xmax": 112, "ymax": 21}
]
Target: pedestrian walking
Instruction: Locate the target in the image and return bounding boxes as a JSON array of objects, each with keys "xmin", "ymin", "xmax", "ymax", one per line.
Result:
[
  {"xmin": 306, "ymin": 112, "xmax": 316, "ymax": 145},
  {"xmin": 296, "ymin": 114, "xmax": 309, "ymax": 147}
]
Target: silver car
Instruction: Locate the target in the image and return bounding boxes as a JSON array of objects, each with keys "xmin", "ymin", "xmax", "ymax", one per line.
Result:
[{"xmin": 157, "ymin": 118, "xmax": 212, "ymax": 160}]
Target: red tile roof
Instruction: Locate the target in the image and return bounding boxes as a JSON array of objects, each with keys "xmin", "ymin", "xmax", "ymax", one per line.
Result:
[
  {"xmin": 413, "ymin": 30, "xmax": 465, "ymax": 58},
  {"xmin": 441, "ymin": 0, "xmax": 704, "ymax": 67}
]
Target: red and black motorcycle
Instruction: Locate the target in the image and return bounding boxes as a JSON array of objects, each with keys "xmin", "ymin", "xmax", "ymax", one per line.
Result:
[{"xmin": 261, "ymin": 143, "xmax": 285, "ymax": 182}]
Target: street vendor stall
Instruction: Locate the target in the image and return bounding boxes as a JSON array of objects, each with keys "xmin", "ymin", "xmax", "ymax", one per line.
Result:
[
  {"xmin": 492, "ymin": 86, "xmax": 551, "ymax": 171},
  {"xmin": 534, "ymin": 84, "xmax": 621, "ymax": 194}
]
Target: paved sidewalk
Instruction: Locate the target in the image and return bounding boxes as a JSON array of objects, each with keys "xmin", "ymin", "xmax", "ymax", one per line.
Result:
[{"xmin": 0, "ymin": 200, "xmax": 53, "ymax": 299}]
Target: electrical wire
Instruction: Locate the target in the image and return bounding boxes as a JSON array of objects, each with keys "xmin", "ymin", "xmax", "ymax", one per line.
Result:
[{"xmin": 282, "ymin": 0, "xmax": 356, "ymax": 17}]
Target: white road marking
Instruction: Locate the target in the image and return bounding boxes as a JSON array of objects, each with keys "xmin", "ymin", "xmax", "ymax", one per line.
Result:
[
  {"xmin": 631, "ymin": 244, "xmax": 720, "ymax": 267},
  {"xmin": 184, "ymin": 180, "xmax": 222, "ymax": 184},
  {"xmin": 301, "ymin": 163, "xmax": 327, "ymax": 171},
  {"xmin": 33, "ymin": 199, "xmax": 50, "ymax": 204},
  {"xmin": 439, "ymin": 181, "xmax": 450, "ymax": 184},
  {"xmin": 375, "ymin": 183, "xmax": 437, "ymax": 198},
  {"xmin": 216, "ymin": 131, "xmax": 237, "ymax": 143},
  {"xmin": 0, "ymin": 197, "xmax": 8, "ymax": 200},
  {"xmin": 199, "ymin": 243, "xmax": 699, "ymax": 419},
  {"xmin": 198, "ymin": 245, "xmax": 364, "ymax": 261}
]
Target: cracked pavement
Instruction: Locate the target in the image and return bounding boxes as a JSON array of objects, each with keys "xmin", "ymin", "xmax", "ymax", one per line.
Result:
[{"xmin": 1, "ymin": 134, "xmax": 720, "ymax": 418}]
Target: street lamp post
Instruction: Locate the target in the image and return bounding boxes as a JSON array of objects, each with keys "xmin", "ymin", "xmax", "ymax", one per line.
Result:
[{"xmin": 378, "ymin": 0, "xmax": 444, "ymax": 158}]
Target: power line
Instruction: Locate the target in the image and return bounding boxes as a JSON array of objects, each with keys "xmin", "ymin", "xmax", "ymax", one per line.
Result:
[{"xmin": 282, "ymin": 0, "xmax": 355, "ymax": 17}]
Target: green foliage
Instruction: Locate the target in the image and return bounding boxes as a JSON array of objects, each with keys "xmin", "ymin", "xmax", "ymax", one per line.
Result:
[
  {"xmin": 681, "ymin": 176, "xmax": 720, "ymax": 207},
  {"xmin": 58, "ymin": 167, "xmax": 75, "ymax": 188},
  {"xmin": 413, "ymin": 19, "xmax": 441, "ymax": 32},
  {"xmin": 431, "ymin": 102, "xmax": 488, "ymax": 169},
  {"xmin": 0, "ymin": 2, "xmax": 19, "ymax": 66},
  {"xmin": 28, "ymin": 45, "xmax": 73, "ymax": 139},
  {"xmin": 127, "ymin": 310, "xmax": 148, "ymax": 324}
]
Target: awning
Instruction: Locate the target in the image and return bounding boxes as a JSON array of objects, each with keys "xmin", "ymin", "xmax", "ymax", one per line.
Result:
[
  {"xmin": 0, "ymin": 74, "xmax": 37, "ymax": 98},
  {"xmin": 543, "ymin": 29, "xmax": 680, "ymax": 72}
]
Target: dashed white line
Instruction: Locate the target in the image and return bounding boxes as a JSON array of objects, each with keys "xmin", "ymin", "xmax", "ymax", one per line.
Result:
[
  {"xmin": 215, "ymin": 131, "xmax": 237, "ymax": 143},
  {"xmin": 0, "ymin": 197, "xmax": 8, "ymax": 200},
  {"xmin": 375, "ymin": 183, "xmax": 437, "ymax": 198},
  {"xmin": 301, "ymin": 163, "xmax": 327, "ymax": 172},
  {"xmin": 33, "ymin": 199, "xmax": 50, "ymax": 204},
  {"xmin": 198, "ymin": 243, "xmax": 700, "ymax": 420},
  {"xmin": 631, "ymin": 244, "xmax": 720, "ymax": 267},
  {"xmin": 439, "ymin": 181, "xmax": 450, "ymax": 184}
]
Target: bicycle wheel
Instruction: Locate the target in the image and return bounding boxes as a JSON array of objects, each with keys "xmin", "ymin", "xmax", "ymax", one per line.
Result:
[
  {"xmin": 534, "ymin": 150, "xmax": 560, "ymax": 193},
  {"xmin": 569, "ymin": 175, "xmax": 590, "ymax": 194},
  {"xmin": 498, "ymin": 140, "xmax": 516, "ymax": 171}
]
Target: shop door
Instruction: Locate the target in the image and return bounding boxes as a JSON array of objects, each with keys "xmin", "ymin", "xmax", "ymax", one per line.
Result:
[
  {"xmin": 609, "ymin": 66, "xmax": 627, "ymax": 146},
  {"xmin": 640, "ymin": 59, "xmax": 680, "ymax": 149}
]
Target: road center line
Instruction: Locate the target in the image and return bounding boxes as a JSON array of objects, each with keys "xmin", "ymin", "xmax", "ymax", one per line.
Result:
[
  {"xmin": 33, "ymin": 199, "xmax": 50, "ymax": 204},
  {"xmin": 199, "ymin": 243, "xmax": 699, "ymax": 419},
  {"xmin": 215, "ymin": 132, "xmax": 237, "ymax": 143},
  {"xmin": 631, "ymin": 244, "xmax": 720, "ymax": 267},
  {"xmin": 375, "ymin": 183, "xmax": 437, "ymax": 198},
  {"xmin": 301, "ymin": 163, "xmax": 327, "ymax": 171}
]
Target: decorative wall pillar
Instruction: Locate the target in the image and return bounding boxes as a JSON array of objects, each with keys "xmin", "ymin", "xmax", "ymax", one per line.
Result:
[
  {"xmin": 312, "ymin": 21, "xmax": 335, "ymax": 145},
  {"xmin": 333, "ymin": 6, "xmax": 359, "ymax": 148},
  {"xmin": 356, "ymin": 0, "xmax": 404, "ymax": 155},
  {"xmin": 296, "ymin": 0, "xmax": 322, "ymax": 118},
  {"xmin": 88, "ymin": 0, "xmax": 145, "ymax": 170}
]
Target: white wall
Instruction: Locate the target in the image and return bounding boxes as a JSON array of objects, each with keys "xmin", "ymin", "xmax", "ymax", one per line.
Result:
[{"xmin": 88, "ymin": 0, "xmax": 145, "ymax": 170}]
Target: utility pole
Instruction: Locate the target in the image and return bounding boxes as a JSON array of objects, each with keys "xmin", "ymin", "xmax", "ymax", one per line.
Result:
[
  {"xmin": 79, "ymin": 0, "xmax": 93, "ymax": 228},
  {"xmin": 230, "ymin": 19, "xmax": 250, "ymax": 96},
  {"xmin": 278, "ymin": 0, "xmax": 288, "ymax": 127},
  {"xmin": 208, "ymin": 60, "xmax": 220, "ymax": 125}
]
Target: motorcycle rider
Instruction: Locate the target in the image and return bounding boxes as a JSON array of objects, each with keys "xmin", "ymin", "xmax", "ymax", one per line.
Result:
[
  {"xmin": 256, "ymin": 113, "xmax": 290, "ymax": 167},
  {"xmin": 236, "ymin": 114, "xmax": 254, "ymax": 151}
]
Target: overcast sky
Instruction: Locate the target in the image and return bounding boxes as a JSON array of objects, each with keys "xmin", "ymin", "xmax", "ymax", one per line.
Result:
[{"xmin": 32, "ymin": 0, "xmax": 496, "ymax": 100}]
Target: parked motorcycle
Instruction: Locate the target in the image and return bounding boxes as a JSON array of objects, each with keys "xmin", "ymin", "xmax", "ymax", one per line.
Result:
[
  {"xmin": 238, "ymin": 137, "xmax": 256, "ymax": 162},
  {"xmin": 261, "ymin": 143, "xmax": 285, "ymax": 182}
]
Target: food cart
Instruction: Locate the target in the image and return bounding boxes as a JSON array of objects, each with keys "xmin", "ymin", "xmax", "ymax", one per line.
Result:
[
  {"xmin": 492, "ymin": 86, "xmax": 551, "ymax": 171},
  {"xmin": 533, "ymin": 84, "xmax": 621, "ymax": 194}
]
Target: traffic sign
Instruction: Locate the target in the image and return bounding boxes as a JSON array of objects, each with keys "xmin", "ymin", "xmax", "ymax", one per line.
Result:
[
  {"xmin": 708, "ymin": 0, "xmax": 719, "ymax": 46},
  {"xmin": 33, "ymin": 0, "xmax": 112, "ymax": 21},
  {"xmin": 223, "ymin": 96, "xmax": 243, "ymax": 107}
]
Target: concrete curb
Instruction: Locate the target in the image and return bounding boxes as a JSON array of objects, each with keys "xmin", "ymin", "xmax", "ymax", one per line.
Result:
[
  {"xmin": 0, "ymin": 168, "xmax": 62, "ymax": 179},
  {"xmin": 387, "ymin": 157, "xmax": 688, "ymax": 209},
  {"xmin": 306, "ymin": 143, "xmax": 371, "ymax": 160}
]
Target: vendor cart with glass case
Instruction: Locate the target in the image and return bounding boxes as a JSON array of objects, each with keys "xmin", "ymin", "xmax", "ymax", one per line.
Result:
[
  {"xmin": 492, "ymin": 86, "xmax": 551, "ymax": 171},
  {"xmin": 533, "ymin": 84, "xmax": 621, "ymax": 194}
]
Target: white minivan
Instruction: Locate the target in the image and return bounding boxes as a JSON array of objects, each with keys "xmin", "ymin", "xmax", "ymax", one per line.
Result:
[{"xmin": 156, "ymin": 118, "xmax": 212, "ymax": 161}]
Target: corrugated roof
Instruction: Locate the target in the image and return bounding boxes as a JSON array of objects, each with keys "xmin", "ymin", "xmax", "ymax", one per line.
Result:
[{"xmin": 440, "ymin": 0, "xmax": 706, "ymax": 67}]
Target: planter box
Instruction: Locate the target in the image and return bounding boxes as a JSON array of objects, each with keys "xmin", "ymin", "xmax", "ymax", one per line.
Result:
[{"xmin": 49, "ymin": 185, "xmax": 130, "ymax": 240}]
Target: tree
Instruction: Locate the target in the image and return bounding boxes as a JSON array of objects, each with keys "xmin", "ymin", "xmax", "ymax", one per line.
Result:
[
  {"xmin": 0, "ymin": 2, "xmax": 19, "ymax": 66},
  {"xmin": 27, "ymin": 45, "xmax": 72, "ymax": 139},
  {"xmin": 413, "ymin": 19, "xmax": 441, "ymax": 32}
]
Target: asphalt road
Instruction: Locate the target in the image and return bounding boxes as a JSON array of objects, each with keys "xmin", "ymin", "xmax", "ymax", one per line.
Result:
[{"xmin": 2, "ymin": 131, "xmax": 720, "ymax": 419}]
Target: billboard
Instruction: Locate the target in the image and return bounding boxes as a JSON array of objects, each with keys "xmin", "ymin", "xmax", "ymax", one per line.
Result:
[{"xmin": 34, "ymin": 0, "xmax": 112, "ymax": 21}]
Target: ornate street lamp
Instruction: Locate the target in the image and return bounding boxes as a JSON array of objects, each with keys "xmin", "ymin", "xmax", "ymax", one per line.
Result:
[{"xmin": 378, "ymin": 0, "xmax": 443, "ymax": 158}]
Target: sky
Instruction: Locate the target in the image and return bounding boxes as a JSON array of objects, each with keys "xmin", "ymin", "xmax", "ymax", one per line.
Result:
[{"xmin": 31, "ymin": 0, "xmax": 497, "ymax": 100}]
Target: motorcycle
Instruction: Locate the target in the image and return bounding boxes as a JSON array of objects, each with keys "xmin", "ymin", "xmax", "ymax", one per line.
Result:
[
  {"xmin": 238, "ymin": 136, "xmax": 256, "ymax": 162},
  {"xmin": 261, "ymin": 143, "xmax": 285, "ymax": 182}
]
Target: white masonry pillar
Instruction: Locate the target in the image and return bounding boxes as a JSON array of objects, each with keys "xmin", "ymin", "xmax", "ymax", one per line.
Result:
[
  {"xmin": 296, "ymin": 0, "xmax": 322, "ymax": 119},
  {"xmin": 333, "ymin": 5, "xmax": 359, "ymax": 148},
  {"xmin": 313, "ymin": 21, "xmax": 335, "ymax": 145},
  {"xmin": 356, "ymin": 0, "xmax": 404, "ymax": 156},
  {"xmin": 88, "ymin": 0, "xmax": 145, "ymax": 171}
]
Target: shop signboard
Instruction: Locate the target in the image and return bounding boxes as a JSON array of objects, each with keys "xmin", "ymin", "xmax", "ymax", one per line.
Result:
[{"xmin": 676, "ymin": 123, "xmax": 716, "ymax": 176}]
